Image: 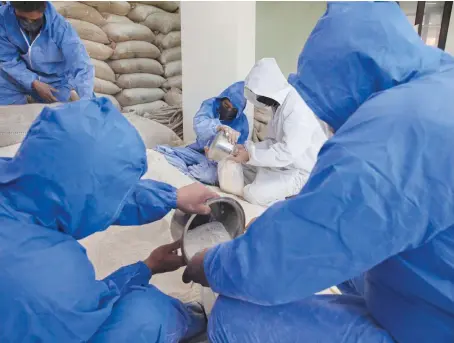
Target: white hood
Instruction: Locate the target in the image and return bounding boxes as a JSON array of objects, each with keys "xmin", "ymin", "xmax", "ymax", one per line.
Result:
[{"xmin": 244, "ymin": 58, "xmax": 291, "ymax": 106}]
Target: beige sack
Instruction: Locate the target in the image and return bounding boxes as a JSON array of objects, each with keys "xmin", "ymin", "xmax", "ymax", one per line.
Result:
[
  {"xmin": 142, "ymin": 13, "xmax": 180, "ymax": 35},
  {"xmin": 111, "ymin": 41, "xmax": 160, "ymax": 60},
  {"xmin": 116, "ymin": 88, "xmax": 165, "ymax": 107},
  {"xmin": 155, "ymin": 31, "xmax": 181, "ymax": 50},
  {"xmin": 159, "ymin": 47, "xmax": 181, "ymax": 64},
  {"xmin": 91, "ymin": 59, "xmax": 115, "ymax": 82},
  {"xmin": 218, "ymin": 159, "xmax": 244, "ymax": 197},
  {"xmin": 102, "ymin": 23, "xmax": 155, "ymax": 43},
  {"xmin": 109, "ymin": 58, "xmax": 164, "ymax": 75},
  {"xmin": 162, "ymin": 75, "xmax": 182, "ymax": 89},
  {"xmin": 122, "ymin": 100, "xmax": 168, "ymax": 116},
  {"xmin": 164, "ymin": 60, "xmax": 182, "ymax": 78},
  {"xmin": 134, "ymin": 1, "xmax": 179, "ymax": 13},
  {"xmin": 53, "ymin": 1, "xmax": 106, "ymax": 27},
  {"xmin": 116, "ymin": 73, "xmax": 165, "ymax": 89},
  {"xmin": 123, "ymin": 112, "xmax": 182, "ymax": 148},
  {"xmin": 82, "ymin": 40, "xmax": 113, "ymax": 60},
  {"xmin": 94, "ymin": 78, "xmax": 121, "ymax": 95},
  {"xmin": 128, "ymin": 4, "xmax": 164, "ymax": 23},
  {"xmin": 68, "ymin": 19, "xmax": 109, "ymax": 44},
  {"xmin": 94, "ymin": 93, "xmax": 121, "ymax": 110},
  {"xmin": 164, "ymin": 87, "xmax": 182, "ymax": 106},
  {"xmin": 81, "ymin": 1, "xmax": 131, "ymax": 16},
  {"xmin": 101, "ymin": 12, "xmax": 134, "ymax": 24}
]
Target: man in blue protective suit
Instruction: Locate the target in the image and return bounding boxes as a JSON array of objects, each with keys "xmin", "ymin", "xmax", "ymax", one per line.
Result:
[
  {"xmin": 0, "ymin": 97, "xmax": 219, "ymax": 342},
  {"xmin": 155, "ymin": 81, "xmax": 249, "ymax": 185},
  {"xmin": 182, "ymin": 2, "xmax": 454, "ymax": 342},
  {"xmin": 0, "ymin": 1, "xmax": 94, "ymax": 105}
]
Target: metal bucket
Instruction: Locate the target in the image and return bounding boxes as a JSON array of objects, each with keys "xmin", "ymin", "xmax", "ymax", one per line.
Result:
[
  {"xmin": 206, "ymin": 131, "xmax": 237, "ymax": 161},
  {"xmin": 170, "ymin": 197, "xmax": 246, "ymax": 262}
]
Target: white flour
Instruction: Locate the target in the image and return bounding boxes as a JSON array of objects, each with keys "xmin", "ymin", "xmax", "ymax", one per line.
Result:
[{"xmin": 184, "ymin": 221, "xmax": 231, "ymax": 260}]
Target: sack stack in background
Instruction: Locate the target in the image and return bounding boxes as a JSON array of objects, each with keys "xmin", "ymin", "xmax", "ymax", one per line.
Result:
[
  {"xmin": 53, "ymin": 1, "xmax": 183, "ymax": 138},
  {"xmin": 252, "ymin": 107, "xmax": 272, "ymax": 143}
]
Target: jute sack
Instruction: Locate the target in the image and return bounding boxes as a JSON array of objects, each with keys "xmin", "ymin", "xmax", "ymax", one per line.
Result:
[
  {"xmin": 81, "ymin": 1, "xmax": 131, "ymax": 16},
  {"xmin": 128, "ymin": 4, "xmax": 164, "ymax": 23},
  {"xmin": 102, "ymin": 23, "xmax": 155, "ymax": 43},
  {"xmin": 116, "ymin": 88, "xmax": 165, "ymax": 107},
  {"xmin": 53, "ymin": 1, "xmax": 106, "ymax": 26},
  {"xmin": 91, "ymin": 59, "xmax": 115, "ymax": 82},
  {"xmin": 111, "ymin": 41, "xmax": 160, "ymax": 60},
  {"xmin": 142, "ymin": 13, "xmax": 180, "ymax": 35},
  {"xmin": 164, "ymin": 60, "xmax": 182, "ymax": 78},
  {"xmin": 155, "ymin": 31, "xmax": 181, "ymax": 50},
  {"xmin": 82, "ymin": 40, "xmax": 113, "ymax": 60},
  {"xmin": 164, "ymin": 88, "xmax": 182, "ymax": 106},
  {"xmin": 123, "ymin": 112, "xmax": 183, "ymax": 149},
  {"xmin": 116, "ymin": 73, "xmax": 165, "ymax": 89},
  {"xmin": 109, "ymin": 58, "xmax": 164, "ymax": 75},
  {"xmin": 159, "ymin": 47, "xmax": 181, "ymax": 64},
  {"xmin": 95, "ymin": 93, "xmax": 121, "ymax": 110},
  {"xmin": 163, "ymin": 75, "xmax": 182, "ymax": 89},
  {"xmin": 94, "ymin": 78, "xmax": 121, "ymax": 95},
  {"xmin": 134, "ymin": 1, "xmax": 179, "ymax": 13},
  {"xmin": 101, "ymin": 12, "xmax": 134, "ymax": 24},
  {"xmin": 68, "ymin": 19, "xmax": 109, "ymax": 44},
  {"xmin": 122, "ymin": 100, "xmax": 168, "ymax": 116}
]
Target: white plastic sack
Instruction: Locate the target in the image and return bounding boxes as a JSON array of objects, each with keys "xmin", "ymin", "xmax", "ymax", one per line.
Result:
[
  {"xmin": 82, "ymin": 39, "xmax": 113, "ymax": 60},
  {"xmin": 81, "ymin": 1, "xmax": 131, "ymax": 16},
  {"xmin": 142, "ymin": 12, "xmax": 181, "ymax": 34},
  {"xmin": 164, "ymin": 87, "xmax": 182, "ymax": 106},
  {"xmin": 159, "ymin": 47, "xmax": 181, "ymax": 64},
  {"xmin": 116, "ymin": 73, "xmax": 165, "ymax": 89},
  {"xmin": 123, "ymin": 112, "xmax": 182, "ymax": 148},
  {"xmin": 111, "ymin": 41, "xmax": 160, "ymax": 60},
  {"xmin": 102, "ymin": 23, "xmax": 155, "ymax": 43},
  {"xmin": 218, "ymin": 159, "xmax": 244, "ymax": 197},
  {"xmin": 91, "ymin": 59, "xmax": 115, "ymax": 82},
  {"xmin": 155, "ymin": 31, "xmax": 181, "ymax": 50},
  {"xmin": 68, "ymin": 19, "xmax": 109, "ymax": 44},
  {"xmin": 135, "ymin": 1, "xmax": 179, "ymax": 13},
  {"xmin": 128, "ymin": 3, "xmax": 164, "ymax": 22},
  {"xmin": 163, "ymin": 75, "xmax": 182, "ymax": 89},
  {"xmin": 109, "ymin": 58, "xmax": 164, "ymax": 75},
  {"xmin": 101, "ymin": 12, "xmax": 134, "ymax": 24},
  {"xmin": 116, "ymin": 88, "xmax": 165, "ymax": 107},
  {"xmin": 94, "ymin": 78, "xmax": 121, "ymax": 95},
  {"xmin": 164, "ymin": 60, "xmax": 182, "ymax": 78},
  {"xmin": 94, "ymin": 93, "xmax": 121, "ymax": 110},
  {"xmin": 122, "ymin": 100, "xmax": 168, "ymax": 116},
  {"xmin": 53, "ymin": 1, "xmax": 106, "ymax": 27}
]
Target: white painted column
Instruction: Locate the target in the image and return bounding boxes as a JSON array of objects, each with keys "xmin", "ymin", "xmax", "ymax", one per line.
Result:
[
  {"xmin": 445, "ymin": 9, "xmax": 454, "ymax": 56},
  {"xmin": 180, "ymin": 1, "xmax": 256, "ymax": 142}
]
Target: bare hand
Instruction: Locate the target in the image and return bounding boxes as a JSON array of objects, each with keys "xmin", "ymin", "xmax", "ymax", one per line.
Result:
[
  {"xmin": 182, "ymin": 249, "xmax": 209, "ymax": 286},
  {"xmin": 217, "ymin": 125, "xmax": 240, "ymax": 145},
  {"xmin": 177, "ymin": 183, "xmax": 219, "ymax": 214},
  {"xmin": 32, "ymin": 80, "xmax": 58, "ymax": 103},
  {"xmin": 144, "ymin": 240, "xmax": 185, "ymax": 274},
  {"xmin": 230, "ymin": 144, "xmax": 249, "ymax": 163}
]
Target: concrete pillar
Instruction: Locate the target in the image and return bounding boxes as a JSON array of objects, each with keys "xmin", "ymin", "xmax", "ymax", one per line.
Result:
[{"xmin": 180, "ymin": 1, "xmax": 256, "ymax": 142}]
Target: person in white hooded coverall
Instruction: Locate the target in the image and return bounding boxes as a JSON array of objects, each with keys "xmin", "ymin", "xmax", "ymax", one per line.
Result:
[{"xmin": 228, "ymin": 58, "xmax": 328, "ymax": 206}]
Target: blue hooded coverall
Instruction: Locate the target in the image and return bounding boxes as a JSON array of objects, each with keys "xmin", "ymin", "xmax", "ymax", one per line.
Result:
[
  {"xmin": 0, "ymin": 98, "xmax": 205, "ymax": 342},
  {"xmin": 201, "ymin": 2, "xmax": 454, "ymax": 342},
  {"xmin": 155, "ymin": 81, "xmax": 249, "ymax": 185},
  {"xmin": 0, "ymin": 2, "xmax": 94, "ymax": 105}
]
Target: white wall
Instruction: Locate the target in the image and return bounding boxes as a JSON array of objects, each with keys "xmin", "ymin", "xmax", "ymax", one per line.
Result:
[
  {"xmin": 256, "ymin": 1, "xmax": 326, "ymax": 78},
  {"xmin": 446, "ymin": 8, "xmax": 454, "ymax": 55},
  {"xmin": 180, "ymin": 1, "xmax": 256, "ymax": 142}
]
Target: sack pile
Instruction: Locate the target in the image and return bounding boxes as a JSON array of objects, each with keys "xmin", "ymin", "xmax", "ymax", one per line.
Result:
[
  {"xmin": 53, "ymin": 1, "xmax": 183, "ymax": 138},
  {"xmin": 252, "ymin": 107, "xmax": 272, "ymax": 143}
]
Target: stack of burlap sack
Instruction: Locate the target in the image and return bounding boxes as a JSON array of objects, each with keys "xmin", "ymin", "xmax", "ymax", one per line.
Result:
[
  {"xmin": 252, "ymin": 107, "xmax": 271, "ymax": 142},
  {"xmin": 53, "ymin": 1, "xmax": 183, "ymax": 138}
]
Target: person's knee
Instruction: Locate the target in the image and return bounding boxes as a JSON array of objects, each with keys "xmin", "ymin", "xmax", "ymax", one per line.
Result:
[{"xmin": 243, "ymin": 183, "xmax": 272, "ymax": 206}]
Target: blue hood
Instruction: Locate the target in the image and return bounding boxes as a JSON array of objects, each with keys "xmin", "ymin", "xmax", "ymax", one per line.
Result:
[
  {"xmin": 289, "ymin": 1, "xmax": 453, "ymax": 131},
  {"xmin": 217, "ymin": 81, "xmax": 247, "ymax": 121},
  {"xmin": 0, "ymin": 98, "xmax": 147, "ymax": 239}
]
